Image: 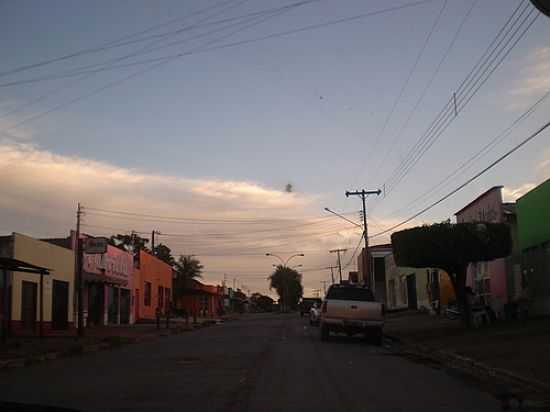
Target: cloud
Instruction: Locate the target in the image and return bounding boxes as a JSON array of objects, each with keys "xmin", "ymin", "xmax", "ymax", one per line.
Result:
[
  {"xmin": 511, "ymin": 47, "xmax": 550, "ymax": 98},
  {"xmin": 502, "ymin": 183, "xmax": 537, "ymax": 202},
  {"xmin": 0, "ymin": 143, "xmax": 362, "ymax": 293}
]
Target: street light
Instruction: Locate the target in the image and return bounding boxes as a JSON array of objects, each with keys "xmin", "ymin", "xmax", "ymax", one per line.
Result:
[
  {"xmin": 272, "ymin": 263, "xmax": 302, "ymax": 269},
  {"xmin": 324, "ymin": 207, "xmax": 362, "ymax": 229}
]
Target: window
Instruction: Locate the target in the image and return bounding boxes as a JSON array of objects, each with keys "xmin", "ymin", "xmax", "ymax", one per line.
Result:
[
  {"xmin": 158, "ymin": 286, "xmax": 164, "ymax": 310},
  {"xmin": 326, "ymin": 286, "xmax": 374, "ymax": 302},
  {"xmin": 165, "ymin": 288, "xmax": 171, "ymax": 311},
  {"xmin": 144, "ymin": 281, "xmax": 152, "ymax": 306}
]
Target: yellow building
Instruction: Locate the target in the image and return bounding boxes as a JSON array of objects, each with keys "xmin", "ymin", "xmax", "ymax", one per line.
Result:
[
  {"xmin": 385, "ymin": 254, "xmax": 455, "ymax": 312},
  {"xmin": 0, "ymin": 233, "xmax": 75, "ymax": 335}
]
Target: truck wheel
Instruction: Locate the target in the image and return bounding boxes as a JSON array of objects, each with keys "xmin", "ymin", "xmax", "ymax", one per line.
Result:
[{"xmin": 321, "ymin": 325, "xmax": 330, "ymax": 341}]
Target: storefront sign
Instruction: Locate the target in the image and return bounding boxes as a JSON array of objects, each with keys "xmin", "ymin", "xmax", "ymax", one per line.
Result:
[{"xmin": 84, "ymin": 237, "xmax": 108, "ymax": 254}]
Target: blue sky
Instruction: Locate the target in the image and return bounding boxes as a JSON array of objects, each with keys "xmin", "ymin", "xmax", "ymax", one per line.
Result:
[{"xmin": 1, "ymin": 0, "xmax": 549, "ymax": 296}]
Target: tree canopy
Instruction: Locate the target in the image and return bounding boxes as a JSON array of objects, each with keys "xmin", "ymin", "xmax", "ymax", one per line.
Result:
[
  {"xmin": 153, "ymin": 243, "xmax": 175, "ymax": 266},
  {"xmin": 269, "ymin": 265, "xmax": 303, "ymax": 311},
  {"xmin": 173, "ymin": 255, "xmax": 203, "ymax": 300},
  {"xmin": 391, "ymin": 222, "xmax": 511, "ymax": 275},
  {"xmin": 391, "ymin": 222, "xmax": 511, "ymax": 326},
  {"xmin": 109, "ymin": 233, "xmax": 149, "ymax": 253}
]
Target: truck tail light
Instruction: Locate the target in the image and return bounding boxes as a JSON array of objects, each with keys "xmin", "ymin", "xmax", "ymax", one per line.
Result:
[{"xmin": 321, "ymin": 301, "xmax": 327, "ymax": 313}]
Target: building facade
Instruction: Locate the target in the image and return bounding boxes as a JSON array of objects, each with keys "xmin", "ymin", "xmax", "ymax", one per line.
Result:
[
  {"xmin": 174, "ymin": 279, "xmax": 223, "ymax": 318},
  {"xmin": 0, "ymin": 233, "xmax": 75, "ymax": 336},
  {"xmin": 134, "ymin": 250, "xmax": 172, "ymax": 321},
  {"xmin": 516, "ymin": 179, "xmax": 550, "ymax": 315},
  {"xmin": 455, "ymin": 186, "xmax": 517, "ymax": 318},
  {"xmin": 45, "ymin": 232, "xmax": 134, "ymax": 326},
  {"xmin": 385, "ymin": 254, "xmax": 455, "ymax": 312}
]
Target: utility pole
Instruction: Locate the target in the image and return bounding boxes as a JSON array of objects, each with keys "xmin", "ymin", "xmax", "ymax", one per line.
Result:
[
  {"xmin": 320, "ymin": 280, "xmax": 328, "ymax": 295},
  {"xmin": 329, "ymin": 249, "xmax": 347, "ymax": 283},
  {"xmin": 324, "ymin": 266, "xmax": 337, "ymax": 284},
  {"xmin": 151, "ymin": 230, "xmax": 161, "ymax": 255},
  {"xmin": 345, "ymin": 189, "xmax": 381, "ymax": 289},
  {"xmin": 75, "ymin": 203, "xmax": 84, "ymax": 338}
]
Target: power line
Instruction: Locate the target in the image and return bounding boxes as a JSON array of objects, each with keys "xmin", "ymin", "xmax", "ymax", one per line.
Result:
[
  {"xmin": 380, "ymin": 2, "xmax": 539, "ymax": 199},
  {"xmin": 369, "ymin": 118, "xmax": 550, "ymax": 240},
  {"xmin": 0, "ymin": 0, "xmax": 319, "ymax": 89},
  {"xmin": 0, "ymin": 0, "xmax": 435, "ymax": 90},
  {"xmin": 0, "ymin": 0, "xmax": 245, "ymax": 79},
  {"xmin": 380, "ymin": 86, "xmax": 550, "ymax": 221},
  {"xmin": 366, "ymin": 0, "xmax": 448, "ymax": 178},
  {"xmin": 0, "ymin": 4, "xmax": 306, "ymax": 139},
  {"xmin": 372, "ymin": 0, "xmax": 479, "ymax": 182},
  {"xmin": 383, "ymin": 2, "xmax": 534, "ymax": 194}
]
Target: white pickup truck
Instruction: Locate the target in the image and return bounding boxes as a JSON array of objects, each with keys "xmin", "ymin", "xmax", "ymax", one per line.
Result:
[{"xmin": 320, "ymin": 284, "xmax": 385, "ymax": 345}]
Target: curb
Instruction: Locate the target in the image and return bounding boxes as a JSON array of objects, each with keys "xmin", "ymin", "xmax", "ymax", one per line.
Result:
[
  {"xmin": 385, "ymin": 334, "xmax": 550, "ymax": 396},
  {"xmin": 0, "ymin": 320, "xmax": 224, "ymax": 371}
]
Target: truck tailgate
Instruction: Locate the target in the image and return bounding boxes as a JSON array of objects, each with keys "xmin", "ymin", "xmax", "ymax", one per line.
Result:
[{"xmin": 325, "ymin": 299, "xmax": 383, "ymax": 321}]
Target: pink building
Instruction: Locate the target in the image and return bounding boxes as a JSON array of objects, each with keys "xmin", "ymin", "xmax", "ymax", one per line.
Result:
[
  {"xmin": 45, "ymin": 232, "xmax": 135, "ymax": 326},
  {"xmin": 455, "ymin": 186, "xmax": 515, "ymax": 318}
]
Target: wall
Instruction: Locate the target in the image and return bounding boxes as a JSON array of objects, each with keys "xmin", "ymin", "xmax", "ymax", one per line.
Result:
[
  {"xmin": 11, "ymin": 233, "xmax": 74, "ymax": 327},
  {"xmin": 456, "ymin": 187, "xmax": 508, "ymax": 316},
  {"xmin": 136, "ymin": 250, "xmax": 172, "ymax": 320},
  {"xmin": 517, "ymin": 179, "xmax": 550, "ymax": 250}
]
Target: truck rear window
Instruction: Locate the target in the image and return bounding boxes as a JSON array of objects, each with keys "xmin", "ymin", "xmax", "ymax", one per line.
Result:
[{"xmin": 326, "ymin": 287, "xmax": 374, "ymax": 302}]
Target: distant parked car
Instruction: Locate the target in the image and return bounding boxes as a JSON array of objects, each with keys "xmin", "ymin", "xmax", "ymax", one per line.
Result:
[
  {"xmin": 309, "ymin": 302, "xmax": 321, "ymax": 326},
  {"xmin": 320, "ymin": 284, "xmax": 385, "ymax": 345},
  {"xmin": 300, "ymin": 298, "xmax": 322, "ymax": 317}
]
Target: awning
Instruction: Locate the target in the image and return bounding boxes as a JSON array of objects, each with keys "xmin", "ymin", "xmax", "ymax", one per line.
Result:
[
  {"xmin": 0, "ymin": 257, "xmax": 50, "ymax": 275},
  {"xmin": 83, "ymin": 271, "xmax": 126, "ymax": 286}
]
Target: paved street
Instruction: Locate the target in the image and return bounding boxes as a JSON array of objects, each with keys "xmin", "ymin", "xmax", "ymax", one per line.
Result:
[{"xmin": 1, "ymin": 314, "xmax": 501, "ymax": 412}]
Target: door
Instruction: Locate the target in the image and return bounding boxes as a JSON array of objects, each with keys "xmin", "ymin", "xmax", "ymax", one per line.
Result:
[
  {"xmin": 21, "ymin": 281, "xmax": 37, "ymax": 331},
  {"xmin": 406, "ymin": 274, "xmax": 417, "ymax": 309},
  {"xmin": 120, "ymin": 289, "xmax": 130, "ymax": 324},
  {"xmin": 52, "ymin": 280, "xmax": 69, "ymax": 329},
  {"xmin": 88, "ymin": 283, "xmax": 105, "ymax": 326},
  {"xmin": 135, "ymin": 289, "xmax": 140, "ymax": 321}
]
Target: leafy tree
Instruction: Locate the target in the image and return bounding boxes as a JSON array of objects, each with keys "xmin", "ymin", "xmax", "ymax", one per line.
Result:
[
  {"xmin": 173, "ymin": 255, "xmax": 203, "ymax": 300},
  {"xmin": 269, "ymin": 265, "xmax": 303, "ymax": 312},
  {"xmin": 153, "ymin": 243, "xmax": 175, "ymax": 266},
  {"xmin": 109, "ymin": 233, "xmax": 149, "ymax": 253},
  {"xmin": 391, "ymin": 222, "xmax": 511, "ymax": 326}
]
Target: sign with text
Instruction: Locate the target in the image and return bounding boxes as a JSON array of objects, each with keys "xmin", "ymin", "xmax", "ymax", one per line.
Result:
[{"xmin": 84, "ymin": 237, "xmax": 108, "ymax": 254}]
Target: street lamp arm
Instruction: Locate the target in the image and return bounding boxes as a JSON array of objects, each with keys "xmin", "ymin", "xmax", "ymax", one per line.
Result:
[
  {"xmin": 324, "ymin": 207, "xmax": 363, "ymax": 229},
  {"xmin": 266, "ymin": 253, "xmax": 285, "ymax": 266},
  {"xmin": 284, "ymin": 253, "xmax": 304, "ymax": 267}
]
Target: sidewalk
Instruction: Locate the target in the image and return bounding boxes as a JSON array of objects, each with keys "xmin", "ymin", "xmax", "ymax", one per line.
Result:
[
  {"xmin": 0, "ymin": 317, "xmax": 223, "ymax": 368},
  {"xmin": 385, "ymin": 311, "xmax": 550, "ymax": 387}
]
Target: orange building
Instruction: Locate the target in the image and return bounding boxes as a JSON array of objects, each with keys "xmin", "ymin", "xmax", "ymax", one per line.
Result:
[
  {"xmin": 175, "ymin": 279, "xmax": 223, "ymax": 318},
  {"xmin": 134, "ymin": 250, "xmax": 172, "ymax": 321}
]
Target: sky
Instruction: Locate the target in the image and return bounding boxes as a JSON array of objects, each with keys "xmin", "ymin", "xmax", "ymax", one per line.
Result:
[{"xmin": 1, "ymin": 0, "xmax": 549, "ymax": 298}]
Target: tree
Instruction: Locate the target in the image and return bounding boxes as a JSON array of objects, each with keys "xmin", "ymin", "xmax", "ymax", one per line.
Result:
[
  {"xmin": 109, "ymin": 233, "xmax": 149, "ymax": 253},
  {"xmin": 269, "ymin": 265, "xmax": 303, "ymax": 312},
  {"xmin": 173, "ymin": 255, "xmax": 204, "ymax": 300},
  {"xmin": 391, "ymin": 222, "xmax": 511, "ymax": 326},
  {"xmin": 153, "ymin": 243, "xmax": 175, "ymax": 266}
]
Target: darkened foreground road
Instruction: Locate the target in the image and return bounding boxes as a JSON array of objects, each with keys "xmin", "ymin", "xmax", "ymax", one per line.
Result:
[{"xmin": 1, "ymin": 314, "xmax": 500, "ymax": 412}]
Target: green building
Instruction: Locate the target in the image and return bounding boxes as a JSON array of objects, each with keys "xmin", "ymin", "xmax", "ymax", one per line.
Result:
[{"xmin": 516, "ymin": 179, "xmax": 550, "ymax": 315}]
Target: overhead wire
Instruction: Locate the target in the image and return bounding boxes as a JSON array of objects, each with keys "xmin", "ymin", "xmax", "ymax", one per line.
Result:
[
  {"xmin": 365, "ymin": 0, "xmax": 448, "ymax": 180},
  {"xmin": 0, "ymin": 0, "xmax": 246, "ymax": 79},
  {"xmin": 383, "ymin": 5, "xmax": 539, "ymax": 196},
  {"xmin": 371, "ymin": 0, "xmax": 479, "ymax": 182},
  {"xmin": 381, "ymin": 2, "xmax": 537, "ymax": 197},
  {"xmin": 369, "ymin": 117, "xmax": 550, "ymax": 239},
  {"xmin": 379, "ymin": 86, "xmax": 550, "ymax": 221}
]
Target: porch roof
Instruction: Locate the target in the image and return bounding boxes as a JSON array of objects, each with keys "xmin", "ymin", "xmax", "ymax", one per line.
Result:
[{"xmin": 0, "ymin": 257, "xmax": 50, "ymax": 275}]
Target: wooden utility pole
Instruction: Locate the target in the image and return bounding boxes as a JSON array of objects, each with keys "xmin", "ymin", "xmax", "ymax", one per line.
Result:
[
  {"xmin": 151, "ymin": 230, "xmax": 161, "ymax": 255},
  {"xmin": 329, "ymin": 249, "xmax": 347, "ymax": 283},
  {"xmin": 324, "ymin": 266, "xmax": 337, "ymax": 284},
  {"xmin": 75, "ymin": 203, "xmax": 84, "ymax": 337},
  {"xmin": 345, "ymin": 189, "xmax": 381, "ymax": 289}
]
